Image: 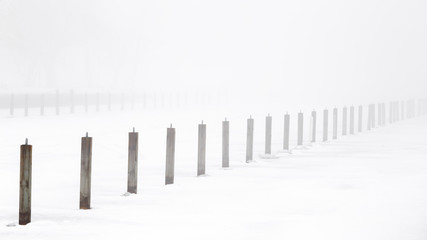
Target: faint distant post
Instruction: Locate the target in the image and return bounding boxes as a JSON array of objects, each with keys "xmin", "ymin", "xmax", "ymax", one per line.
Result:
[
  {"xmin": 389, "ymin": 102, "xmax": 393, "ymax": 124},
  {"xmin": 333, "ymin": 108, "xmax": 338, "ymax": 139},
  {"xmin": 80, "ymin": 133, "xmax": 92, "ymax": 209},
  {"xmin": 323, "ymin": 109, "xmax": 328, "ymax": 142},
  {"xmin": 222, "ymin": 119, "xmax": 229, "ymax": 168},
  {"xmin": 349, "ymin": 106, "xmax": 354, "ymax": 134},
  {"xmin": 265, "ymin": 114, "xmax": 272, "ymax": 154},
  {"xmin": 24, "ymin": 94, "xmax": 29, "ymax": 117},
  {"xmin": 165, "ymin": 125, "xmax": 176, "ymax": 184},
  {"xmin": 377, "ymin": 103, "xmax": 382, "ymax": 126},
  {"xmin": 371, "ymin": 104, "xmax": 376, "ymax": 128},
  {"xmin": 358, "ymin": 105, "xmax": 363, "ymax": 132},
  {"xmin": 131, "ymin": 93, "xmax": 135, "ymax": 110},
  {"xmin": 121, "ymin": 93, "xmax": 125, "ymax": 111},
  {"xmin": 85, "ymin": 93, "xmax": 88, "ymax": 113},
  {"xmin": 246, "ymin": 117, "xmax": 254, "ymax": 163},
  {"xmin": 40, "ymin": 93, "xmax": 45, "ymax": 116},
  {"xmin": 108, "ymin": 93, "xmax": 112, "ymax": 111},
  {"xmin": 10, "ymin": 93, "xmax": 14, "ymax": 116},
  {"xmin": 297, "ymin": 112, "xmax": 303, "ymax": 146},
  {"xmin": 55, "ymin": 90, "xmax": 60, "ymax": 115},
  {"xmin": 70, "ymin": 90, "xmax": 75, "ymax": 114},
  {"xmin": 342, "ymin": 107, "xmax": 347, "ymax": 136},
  {"xmin": 96, "ymin": 93, "xmax": 100, "ymax": 112},
  {"xmin": 197, "ymin": 122, "xmax": 207, "ymax": 176},
  {"xmin": 127, "ymin": 128, "xmax": 138, "ymax": 193},
  {"xmin": 283, "ymin": 113, "xmax": 290, "ymax": 150},
  {"xmin": 401, "ymin": 101, "xmax": 405, "ymax": 120},
  {"xmin": 311, "ymin": 110, "xmax": 316, "ymax": 143},
  {"xmin": 19, "ymin": 139, "xmax": 32, "ymax": 225}
]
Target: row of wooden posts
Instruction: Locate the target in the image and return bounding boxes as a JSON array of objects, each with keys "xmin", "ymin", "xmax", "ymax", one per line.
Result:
[
  {"xmin": 7, "ymin": 91, "xmax": 222, "ymax": 116},
  {"xmin": 18, "ymin": 99, "xmax": 427, "ymax": 225}
]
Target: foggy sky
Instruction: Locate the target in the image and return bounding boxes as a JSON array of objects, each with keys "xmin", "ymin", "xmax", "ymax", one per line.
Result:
[{"xmin": 0, "ymin": 0, "xmax": 426, "ymax": 106}]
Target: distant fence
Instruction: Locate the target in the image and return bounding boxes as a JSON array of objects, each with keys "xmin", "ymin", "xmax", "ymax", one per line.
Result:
[{"xmin": 14, "ymin": 98, "xmax": 427, "ymax": 225}]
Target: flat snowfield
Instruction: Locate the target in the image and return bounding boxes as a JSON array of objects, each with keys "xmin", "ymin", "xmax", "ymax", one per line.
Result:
[{"xmin": 1, "ymin": 109, "xmax": 427, "ymax": 240}]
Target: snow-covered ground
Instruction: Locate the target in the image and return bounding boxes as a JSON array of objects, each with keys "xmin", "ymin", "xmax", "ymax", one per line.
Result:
[{"xmin": 1, "ymin": 106, "xmax": 427, "ymax": 240}]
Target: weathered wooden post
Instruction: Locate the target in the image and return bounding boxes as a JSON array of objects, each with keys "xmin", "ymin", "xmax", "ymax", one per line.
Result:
[
  {"xmin": 342, "ymin": 107, "xmax": 347, "ymax": 136},
  {"xmin": 127, "ymin": 128, "xmax": 138, "ymax": 193},
  {"xmin": 246, "ymin": 117, "xmax": 254, "ymax": 163},
  {"xmin": 349, "ymin": 106, "xmax": 354, "ymax": 134},
  {"xmin": 197, "ymin": 122, "xmax": 207, "ymax": 175},
  {"xmin": 265, "ymin": 114, "xmax": 272, "ymax": 154},
  {"xmin": 333, "ymin": 108, "xmax": 338, "ymax": 139},
  {"xmin": 323, "ymin": 109, "xmax": 328, "ymax": 142},
  {"xmin": 165, "ymin": 125, "xmax": 176, "ymax": 184},
  {"xmin": 222, "ymin": 119, "xmax": 229, "ymax": 168},
  {"xmin": 19, "ymin": 139, "xmax": 32, "ymax": 225},
  {"xmin": 80, "ymin": 133, "xmax": 92, "ymax": 209},
  {"xmin": 24, "ymin": 94, "xmax": 29, "ymax": 117},
  {"xmin": 55, "ymin": 90, "xmax": 60, "ymax": 115},
  {"xmin": 70, "ymin": 90, "xmax": 75, "ymax": 114},
  {"xmin": 96, "ymin": 93, "xmax": 100, "ymax": 112},
  {"xmin": 358, "ymin": 105, "xmax": 363, "ymax": 132},
  {"xmin": 85, "ymin": 93, "xmax": 88, "ymax": 113},
  {"xmin": 297, "ymin": 112, "xmax": 303, "ymax": 146},
  {"xmin": 283, "ymin": 113, "xmax": 290, "ymax": 150},
  {"xmin": 10, "ymin": 93, "xmax": 14, "ymax": 116},
  {"xmin": 40, "ymin": 93, "xmax": 45, "ymax": 116},
  {"xmin": 311, "ymin": 110, "xmax": 317, "ymax": 143}
]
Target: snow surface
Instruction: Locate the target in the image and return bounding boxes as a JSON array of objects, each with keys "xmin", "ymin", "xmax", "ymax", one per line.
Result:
[{"xmin": 1, "ymin": 107, "xmax": 427, "ymax": 240}]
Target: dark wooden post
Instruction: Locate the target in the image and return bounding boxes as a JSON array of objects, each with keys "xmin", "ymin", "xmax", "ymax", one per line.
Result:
[
  {"xmin": 197, "ymin": 122, "xmax": 207, "ymax": 176},
  {"xmin": 222, "ymin": 119, "xmax": 229, "ymax": 168},
  {"xmin": 127, "ymin": 128, "xmax": 138, "ymax": 193},
  {"xmin": 246, "ymin": 117, "xmax": 254, "ymax": 163},
  {"xmin": 165, "ymin": 125, "xmax": 176, "ymax": 184},
  {"xmin": 24, "ymin": 94, "xmax": 29, "ymax": 117},
  {"xmin": 358, "ymin": 105, "xmax": 363, "ymax": 132},
  {"xmin": 265, "ymin": 114, "xmax": 272, "ymax": 154},
  {"xmin": 19, "ymin": 139, "xmax": 32, "ymax": 225},
  {"xmin": 297, "ymin": 112, "xmax": 303, "ymax": 146},
  {"xmin": 55, "ymin": 90, "xmax": 60, "ymax": 115},
  {"xmin": 80, "ymin": 133, "xmax": 92, "ymax": 209},
  {"xmin": 283, "ymin": 113, "xmax": 290, "ymax": 150},
  {"xmin": 349, "ymin": 106, "xmax": 354, "ymax": 134},
  {"xmin": 323, "ymin": 109, "xmax": 328, "ymax": 142},
  {"xmin": 333, "ymin": 108, "xmax": 338, "ymax": 139},
  {"xmin": 10, "ymin": 93, "xmax": 14, "ymax": 116}
]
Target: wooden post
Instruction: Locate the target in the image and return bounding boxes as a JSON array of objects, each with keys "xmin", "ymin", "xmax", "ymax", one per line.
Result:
[
  {"xmin": 283, "ymin": 113, "xmax": 290, "ymax": 150},
  {"xmin": 342, "ymin": 107, "xmax": 348, "ymax": 135},
  {"xmin": 297, "ymin": 112, "xmax": 303, "ymax": 146},
  {"xmin": 40, "ymin": 94, "xmax": 45, "ymax": 116},
  {"xmin": 165, "ymin": 125, "xmax": 176, "ymax": 184},
  {"xmin": 197, "ymin": 122, "xmax": 207, "ymax": 175},
  {"xmin": 127, "ymin": 128, "xmax": 138, "ymax": 193},
  {"xmin": 246, "ymin": 117, "xmax": 254, "ymax": 163},
  {"xmin": 311, "ymin": 111, "xmax": 316, "ymax": 143},
  {"xmin": 265, "ymin": 114, "xmax": 272, "ymax": 154},
  {"xmin": 10, "ymin": 93, "xmax": 14, "ymax": 116},
  {"xmin": 85, "ymin": 93, "xmax": 88, "ymax": 113},
  {"xmin": 70, "ymin": 90, "xmax": 75, "ymax": 114},
  {"xmin": 333, "ymin": 108, "xmax": 338, "ymax": 139},
  {"xmin": 24, "ymin": 94, "xmax": 29, "ymax": 117},
  {"xmin": 222, "ymin": 119, "xmax": 229, "ymax": 168},
  {"xmin": 80, "ymin": 133, "xmax": 92, "ymax": 209},
  {"xmin": 349, "ymin": 106, "xmax": 354, "ymax": 134},
  {"xmin": 96, "ymin": 93, "xmax": 100, "ymax": 112},
  {"xmin": 358, "ymin": 105, "xmax": 363, "ymax": 132},
  {"xmin": 19, "ymin": 139, "xmax": 32, "ymax": 225},
  {"xmin": 56, "ymin": 90, "xmax": 60, "ymax": 115},
  {"xmin": 323, "ymin": 109, "xmax": 328, "ymax": 142}
]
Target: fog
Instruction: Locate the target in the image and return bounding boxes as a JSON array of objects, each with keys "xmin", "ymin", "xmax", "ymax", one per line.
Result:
[{"xmin": 1, "ymin": 0, "xmax": 426, "ymax": 108}]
